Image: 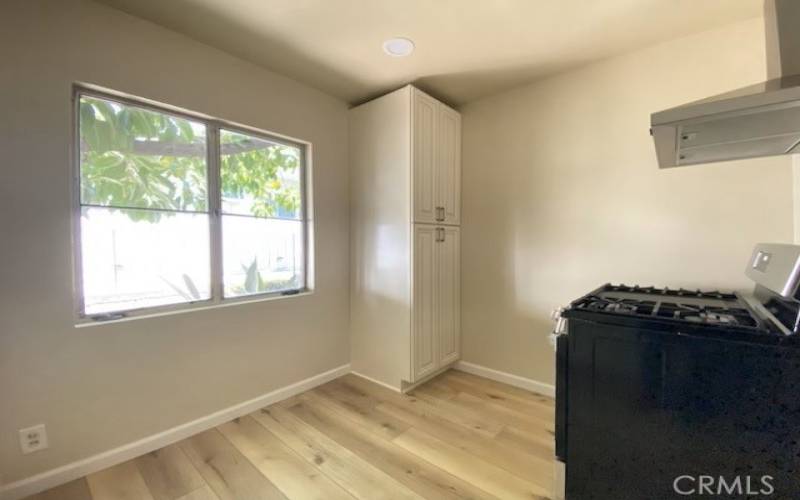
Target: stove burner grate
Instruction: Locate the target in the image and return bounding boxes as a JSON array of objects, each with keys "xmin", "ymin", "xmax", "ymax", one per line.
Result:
[
  {"xmin": 573, "ymin": 285, "xmax": 759, "ymax": 328},
  {"xmin": 605, "ymin": 284, "xmax": 737, "ymax": 300}
]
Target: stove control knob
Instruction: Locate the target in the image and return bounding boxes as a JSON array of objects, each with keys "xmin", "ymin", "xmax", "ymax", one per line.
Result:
[{"xmin": 549, "ymin": 307, "xmax": 568, "ymax": 349}]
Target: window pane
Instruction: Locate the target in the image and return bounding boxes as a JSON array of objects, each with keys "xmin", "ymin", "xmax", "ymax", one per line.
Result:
[
  {"xmin": 222, "ymin": 216, "xmax": 304, "ymax": 297},
  {"xmin": 80, "ymin": 207, "xmax": 210, "ymax": 315},
  {"xmin": 79, "ymin": 95, "xmax": 208, "ymax": 212},
  {"xmin": 220, "ymin": 129, "xmax": 301, "ymax": 219}
]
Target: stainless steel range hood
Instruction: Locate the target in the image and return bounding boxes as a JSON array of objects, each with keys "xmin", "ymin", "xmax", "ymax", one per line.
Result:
[{"xmin": 650, "ymin": 0, "xmax": 800, "ymax": 168}]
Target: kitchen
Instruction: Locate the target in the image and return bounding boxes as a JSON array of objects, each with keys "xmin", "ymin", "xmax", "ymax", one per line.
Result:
[{"xmin": 0, "ymin": 1, "xmax": 797, "ymax": 499}]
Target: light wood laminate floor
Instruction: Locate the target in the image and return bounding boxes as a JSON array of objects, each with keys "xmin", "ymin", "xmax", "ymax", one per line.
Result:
[{"xmin": 26, "ymin": 370, "xmax": 555, "ymax": 500}]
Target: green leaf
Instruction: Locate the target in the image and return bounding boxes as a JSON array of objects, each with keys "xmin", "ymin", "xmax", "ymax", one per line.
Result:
[
  {"xmin": 79, "ymin": 96, "xmax": 299, "ymax": 223},
  {"xmin": 91, "ymin": 152, "xmax": 124, "ymax": 169},
  {"xmin": 177, "ymin": 120, "xmax": 195, "ymax": 142}
]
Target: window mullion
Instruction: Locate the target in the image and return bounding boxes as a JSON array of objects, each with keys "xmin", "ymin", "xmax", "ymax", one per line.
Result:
[
  {"xmin": 300, "ymin": 144, "xmax": 310, "ymax": 291},
  {"xmin": 207, "ymin": 123, "xmax": 224, "ymax": 303}
]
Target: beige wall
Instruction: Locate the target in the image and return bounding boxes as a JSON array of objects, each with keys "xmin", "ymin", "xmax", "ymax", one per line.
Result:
[
  {"xmin": 460, "ymin": 18, "xmax": 794, "ymax": 387},
  {"xmin": 0, "ymin": 0, "xmax": 349, "ymax": 485}
]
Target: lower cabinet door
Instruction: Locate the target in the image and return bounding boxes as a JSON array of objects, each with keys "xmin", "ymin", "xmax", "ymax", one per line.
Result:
[
  {"xmin": 413, "ymin": 225, "xmax": 438, "ymax": 381},
  {"xmin": 438, "ymin": 226, "xmax": 461, "ymax": 365}
]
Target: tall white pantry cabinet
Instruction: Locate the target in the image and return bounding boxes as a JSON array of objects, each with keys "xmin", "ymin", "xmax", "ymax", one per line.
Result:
[{"xmin": 350, "ymin": 85, "xmax": 462, "ymax": 391}]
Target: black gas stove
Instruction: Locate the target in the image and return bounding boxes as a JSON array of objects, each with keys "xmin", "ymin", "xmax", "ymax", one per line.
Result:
[
  {"xmin": 574, "ymin": 284, "xmax": 758, "ymax": 324},
  {"xmin": 566, "ymin": 284, "xmax": 781, "ymax": 338},
  {"xmin": 554, "ymin": 244, "xmax": 800, "ymax": 500}
]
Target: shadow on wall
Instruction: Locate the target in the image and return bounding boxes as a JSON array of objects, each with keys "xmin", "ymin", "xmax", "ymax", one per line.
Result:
[{"xmin": 458, "ymin": 118, "xmax": 560, "ymax": 384}]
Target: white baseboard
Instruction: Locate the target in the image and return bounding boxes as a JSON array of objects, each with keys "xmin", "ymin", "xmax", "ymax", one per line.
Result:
[
  {"xmin": 349, "ymin": 370, "xmax": 402, "ymax": 393},
  {"xmin": 454, "ymin": 361, "xmax": 555, "ymax": 398},
  {"xmin": 400, "ymin": 361, "xmax": 457, "ymax": 393},
  {"xmin": 352, "ymin": 361, "xmax": 456, "ymax": 394},
  {"xmin": 0, "ymin": 363, "xmax": 351, "ymax": 500}
]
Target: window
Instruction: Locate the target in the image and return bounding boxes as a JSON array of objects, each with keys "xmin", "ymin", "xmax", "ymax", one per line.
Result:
[
  {"xmin": 75, "ymin": 89, "xmax": 309, "ymax": 320},
  {"xmin": 219, "ymin": 129, "xmax": 305, "ymax": 297}
]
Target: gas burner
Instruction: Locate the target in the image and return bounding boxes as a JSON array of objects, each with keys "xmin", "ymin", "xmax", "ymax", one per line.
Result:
[
  {"xmin": 680, "ymin": 311, "xmax": 737, "ymax": 324},
  {"xmin": 674, "ymin": 307, "xmax": 757, "ymax": 327},
  {"xmin": 581, "ymin": 296, "xmax": 654, "ymax": 315}
]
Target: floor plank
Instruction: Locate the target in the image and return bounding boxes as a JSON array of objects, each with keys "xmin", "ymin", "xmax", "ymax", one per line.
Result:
[
  {"xmin": 407, "ymin": 388, "xmax": 504, "ymax": 438},
  {"xmin": 252, "ymin": 405, "xmax": 423, "ymax": 500},
  {"xmin": 393, "ymin": 427, "xmax": 552, "ymax": 500},
  {"xmin": 414, "ymin": 380, "xmax": 458, "ymax": 400},
  {"xmin": 180, "ymin": 429, "xmax": 286, "ymax": 500},
  {"xmin": 448, "ymin": 390, "xmax": 555, "ymax": 434},
  {"xmin": 494, "ymin": 424, "xmax": 554, "ymax": 458},
  {"xmin": 377, "ymin": 397, "xmax": 553, "ymax": 486},
  {"xmin": 292, "ymin": 392, "xmax": 494, "ymax": 499},
  {"xmin": 340, "ymin": 375, "xmax": 501, "ymax": 438},
  {"xmin": 27, "ymin": 369, "xmax": 556, "ymax": 500},
  {"xmin": 432, "ymin": 375, "xmax": 555, "ymax": 423},
  {"xmin": 340, "ymin": 373, "xmax": 553, "ymax": 487},
  {"xmin": 174, "ymin": 486, "xmax": 219, "ymax": 500},
  {"xmin": 87, "ymin": 461, "xmax": 155, "ymax": 500},
  {"xmin": 311, "ymin": 384, "xmax": 411, "ymax": 439},
  {"xmin": 443, "ymin": 370, "xmax": 554, "ymax": 408},
  {"xmin": 24, "ymin": 478, "xmax": 93, "ymax": 500},
  {"xmin": 135, "ymin": 444, "xmax": 206, "ymax": 500},
  {"xmin": 217, "ymin": 416, "xmax": 353, "ymax": 500}
]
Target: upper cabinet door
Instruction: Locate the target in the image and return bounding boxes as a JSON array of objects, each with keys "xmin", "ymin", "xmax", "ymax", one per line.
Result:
[
  {"xmin": 437, "ymin": 226, "xmax": 461, "ymax": 366},
  {"xmin": 437, "ymin": 105, "xmax": 461, "ymax": 226},
  {"xmin": 413, "ymin": 90, "xmax": 438, "ymax": 224}
]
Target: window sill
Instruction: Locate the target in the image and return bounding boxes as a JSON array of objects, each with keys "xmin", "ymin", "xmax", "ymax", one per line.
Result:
[{"xmin": 74, "ymin": 289, "xmax": 314, "ymax": 328}]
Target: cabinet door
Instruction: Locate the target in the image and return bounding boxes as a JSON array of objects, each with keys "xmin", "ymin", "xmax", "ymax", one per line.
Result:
[
  {"xmin": 413, "ymin": 90, "xmax": 438, "ymax": 224},
  {"xmin": 437, "ymin": 226, "xmax": 461, "ymax": 366},
  {"xmin": 437, "ymin": 105, "xmax": 461, "ymax": 225},
  {"xmin": 413, "ymin": 225, "xmax": 438, "ymax": 381}
]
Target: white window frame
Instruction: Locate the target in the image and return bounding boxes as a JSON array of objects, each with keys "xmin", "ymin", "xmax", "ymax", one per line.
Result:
[{"xmin": 71, "ymin": 85, "xmax": 313, "ymax": 324}]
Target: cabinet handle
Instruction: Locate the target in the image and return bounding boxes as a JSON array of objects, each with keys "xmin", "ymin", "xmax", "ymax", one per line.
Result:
[
  {"xmin": 436, "ymin": 227, "xmax": 445, "ymax": 242},
  {"xmin": 436, "ymin": 206, "xmax": 445, "ymax": 221}
]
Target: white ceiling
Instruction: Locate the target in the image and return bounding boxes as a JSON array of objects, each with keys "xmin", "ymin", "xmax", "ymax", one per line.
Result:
[{"xmin": 97, "ymin": 0, "xmax": 763, "ymax": 106}]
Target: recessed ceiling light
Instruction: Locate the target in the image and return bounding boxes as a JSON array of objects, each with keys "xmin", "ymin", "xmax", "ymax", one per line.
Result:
[{"xmin": 382, "ymin": 37, "xmax": 415, "ymax": 57}]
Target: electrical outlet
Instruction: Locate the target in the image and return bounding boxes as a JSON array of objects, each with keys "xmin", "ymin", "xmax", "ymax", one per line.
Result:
[{"xmin": 19, "ymin": 424, "xmax": 48, "ymax": 454}]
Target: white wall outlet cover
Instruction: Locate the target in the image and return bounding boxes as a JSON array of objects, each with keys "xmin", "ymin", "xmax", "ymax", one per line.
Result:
[{"xmin": 19, "ymin": 424, "xmax": 48, "ymax": 454}]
